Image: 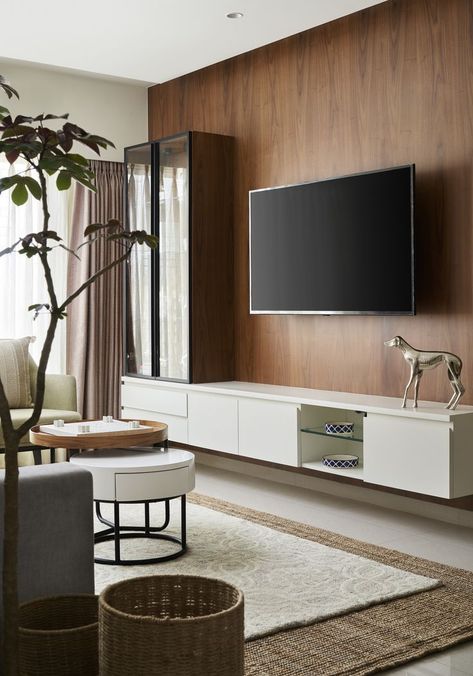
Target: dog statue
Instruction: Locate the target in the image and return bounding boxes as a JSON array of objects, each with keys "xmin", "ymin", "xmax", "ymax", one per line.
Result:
[{"xmin": 384, "ymin": 336, "xmax": 465, "ymax": 410}]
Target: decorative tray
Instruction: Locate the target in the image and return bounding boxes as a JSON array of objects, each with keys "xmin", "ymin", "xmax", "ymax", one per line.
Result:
[
  {"xmin": 29, "ymin": 419, "xmax": 168, "ymax": 450},
  {"xmin": 39, "ymin": 419, "xmax": 151, "ymax": 436}
]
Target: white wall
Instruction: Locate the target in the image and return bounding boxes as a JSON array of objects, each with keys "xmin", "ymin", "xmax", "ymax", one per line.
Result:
[{"xmin": 0, "ymin": 62, "xmax": 148, "ymax": 162}]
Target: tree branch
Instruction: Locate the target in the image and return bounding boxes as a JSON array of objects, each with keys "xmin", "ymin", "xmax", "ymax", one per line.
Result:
[
  {"xmin": 37, "ymin": 167, "xmax": 51, "ymax": 236},
  {"xmin": 58, "ymin": 248, "xmax": 131, "ymax": 313},
  {"xmin": 0, "ymin": 377, "xmax": 13, "ymax": 436},
  {"xmin": 38, "ymin": 251, "xmax": 59, "ymax": 311},
  {"xmin": 36, "ymin": 168, "xmax": 59, "ymax": 310}
]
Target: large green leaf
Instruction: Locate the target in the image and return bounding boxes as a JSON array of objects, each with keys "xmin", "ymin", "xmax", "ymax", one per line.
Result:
[
  {"xmin": 84, "ymin": 223, "xmax": 104, "ymax": 237},
  {"xmin": 38, "ymin": 156, "xmax": 63, "ymax": 174},
  {"xmin": 11, "ymin": 181, "xmax": 28, "ymax": 206},
  {"xmin": 67, "ymin": 153, "xmax": 89, "ymax": 167},
  {"xmin": 33, "ymin": 113, "xmax": 69, "ymax": 122},
  {"xmin": 23, "ymin": 177, "xmax": 42, "ymax": 200},
  {"xmin": 0, "ymin": 140, "xmax": 42, "ymax": 156},
  {"xmin": 0, "ymin": 176, "xmax": 15, "ymax": 192},
  {"xmin": 11, "ymin": 115, "xmax": 33, "ymax": 125},
  {"xmin": 73, "ymin": 174, "xmax": 96, "ymax": 192},
  {"xmin": 56, "ymin": 171, "xmax": 72, "ymax": 191},
  {"xmin": 145, "ymin": 234, "xmax": 159, "ymax": 248},
  {"xmin": 1, "ymin": 125, "xmax": 36, "ymax": 139},
  {"xmin": 0, "ymin": 75, "xmax": 19, "ymax": 100}
]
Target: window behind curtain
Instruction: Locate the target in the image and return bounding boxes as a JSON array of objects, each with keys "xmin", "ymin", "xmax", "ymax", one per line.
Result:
[{"xmin": 0, "ymin": 157, "xmax": 71, "ymax": 372}]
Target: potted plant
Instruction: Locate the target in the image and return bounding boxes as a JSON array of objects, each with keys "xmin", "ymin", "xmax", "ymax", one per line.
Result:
[{"xmin": 0, "ymin": 74, "xmax": 157, "ymax": 675}]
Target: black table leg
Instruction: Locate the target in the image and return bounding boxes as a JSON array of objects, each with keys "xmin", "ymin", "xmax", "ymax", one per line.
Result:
[
  {"xmin": 114, "ymin": 502, "xmax": 121, "ymax": 564},
  {"xmin": 181, "ymin": 495, "xmax": 187, "ymax": 549},
  {"xmin": 32, "ymin": 448, "xmax": 42, "ymax": 465},
  {"xmin": 94, "ymin": 495, "xmax": 188, "ymax": 566}
]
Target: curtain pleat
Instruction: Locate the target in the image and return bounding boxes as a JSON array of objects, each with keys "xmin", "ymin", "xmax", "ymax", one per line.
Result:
[{"xmin": 66, "ymin": 160, "xmax": 124, "ymax": 419}]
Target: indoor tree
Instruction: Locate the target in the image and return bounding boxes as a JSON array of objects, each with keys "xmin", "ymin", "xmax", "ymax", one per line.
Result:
[{"xmin": 0, "ymin": 74, "xmax": 156, "ymax": 675}]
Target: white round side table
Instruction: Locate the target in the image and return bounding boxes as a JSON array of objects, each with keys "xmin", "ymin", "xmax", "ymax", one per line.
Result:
[{"xmin": 70, "ymin": 447, "xmax": 195, "ymax": 566}]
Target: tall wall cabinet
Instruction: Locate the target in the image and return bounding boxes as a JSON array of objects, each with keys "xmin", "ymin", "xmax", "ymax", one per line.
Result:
[{"xmin": 124, "ymin": 132, "xmax": 234, "ymax": 383}]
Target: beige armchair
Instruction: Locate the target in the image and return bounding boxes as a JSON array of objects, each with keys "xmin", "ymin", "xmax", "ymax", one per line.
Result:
[{"xmin": 0, "ymin": 358, "xmax": 81, "ymax": 466}]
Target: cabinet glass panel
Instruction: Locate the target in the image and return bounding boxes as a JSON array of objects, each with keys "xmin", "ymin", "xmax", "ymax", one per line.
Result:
[
  {"xmin": 158, "ymin": 135, "xmax": 189, "ymax": 381},
  {"xmin": 125, "ymin": 144, "xmax": 153, "ymax": 376}
]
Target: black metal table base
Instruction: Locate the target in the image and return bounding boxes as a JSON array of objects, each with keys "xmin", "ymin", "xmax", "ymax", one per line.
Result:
[{"xmin": 94, "ymin": 494, "xmax": 187, "ymax": 565}]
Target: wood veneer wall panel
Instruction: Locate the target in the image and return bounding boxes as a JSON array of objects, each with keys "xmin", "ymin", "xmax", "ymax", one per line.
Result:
[
  {"xmin": 190, "ymin": 132, "xmax": 234, "ymax": 382},
  {"xmin": 148, "ymin": 0, "xmax": 473, "ymax": 406}
]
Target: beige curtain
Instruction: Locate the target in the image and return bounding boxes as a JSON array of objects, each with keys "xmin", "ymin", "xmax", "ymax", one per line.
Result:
[{"xmin": 66, "ymin": 160, "xmax": 124, "ymax": 419}]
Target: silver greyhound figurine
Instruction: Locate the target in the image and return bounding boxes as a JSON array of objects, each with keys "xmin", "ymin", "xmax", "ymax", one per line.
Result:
[{"xmin": 384, "ymin": 336, "xmax": 465, "ymax": 410}]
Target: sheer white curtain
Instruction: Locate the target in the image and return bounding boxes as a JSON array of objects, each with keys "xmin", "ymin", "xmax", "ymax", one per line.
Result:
[
  {"xmin": 0, "ymin": 158, "xmax": 71, "ymax": 372},
  {"xmin": 128, "ymin": 163, "xmax": 151, "ymax": 374},
  {"xmin": 159, "ymin": 165, "xmax": 188, "ymax": 380}
]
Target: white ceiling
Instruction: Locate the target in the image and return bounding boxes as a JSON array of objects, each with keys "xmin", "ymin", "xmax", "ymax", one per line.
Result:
[{"xmin": 0, "ymin": 0, "xmax": 387, "ymax": 86}]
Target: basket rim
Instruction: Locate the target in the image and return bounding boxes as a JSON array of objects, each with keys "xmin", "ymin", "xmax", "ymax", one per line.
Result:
[
  {"xmin": 19, "ymin": 594, "xmax": 98, "ymax": 636},
  {"xmin": 99, "ymin": 574, "xmax": 244, "ymax": 625}
]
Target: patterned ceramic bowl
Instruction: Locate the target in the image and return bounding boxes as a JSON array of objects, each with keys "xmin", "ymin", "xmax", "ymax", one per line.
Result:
[
  {"xmin": 324, "ymin": 421, "xmax": 354, "ymax": 436},
  {"xmin": 322, "ymin": 454, "xmax": 359, "ymax": 469}
]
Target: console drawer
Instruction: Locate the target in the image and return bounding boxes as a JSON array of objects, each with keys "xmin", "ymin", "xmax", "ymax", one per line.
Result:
[
  {"xmin": 115, "ymin": 467, "xmax": 189, "ymax": 501},
  {"xmin": 122, "ymin": 383, "xmax": 187, "ymax": 417}
]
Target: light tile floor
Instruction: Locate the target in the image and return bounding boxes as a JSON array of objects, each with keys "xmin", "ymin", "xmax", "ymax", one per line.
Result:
[{"xmin": 194, "ymin": 463, "xmax": 473, "ymax": 676}]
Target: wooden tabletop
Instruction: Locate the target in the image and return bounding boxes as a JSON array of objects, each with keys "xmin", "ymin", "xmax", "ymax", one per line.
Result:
[{"xmin": 29, "ymin": 419, "xmax": 168, "ymax": 450}]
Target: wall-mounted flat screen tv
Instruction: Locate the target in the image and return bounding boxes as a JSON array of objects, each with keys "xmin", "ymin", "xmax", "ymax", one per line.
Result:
[{"xmin": 249, "ymin": 165, "xmax": 415, "ymax": 315}]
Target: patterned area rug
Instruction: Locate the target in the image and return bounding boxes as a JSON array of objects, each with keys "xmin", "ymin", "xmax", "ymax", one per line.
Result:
[
  {"xmin": 191, "ymin": 494, "xmax": 473, "ymax": 675},
  {"xmin": 95, "ymin": 493, "xmax": 439, "ymax": 643}
]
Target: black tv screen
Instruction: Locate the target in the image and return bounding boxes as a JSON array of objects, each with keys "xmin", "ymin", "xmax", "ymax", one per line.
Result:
[{"xmin": 249, "ymin": 165, "xmax": 415, "ymax": 315}]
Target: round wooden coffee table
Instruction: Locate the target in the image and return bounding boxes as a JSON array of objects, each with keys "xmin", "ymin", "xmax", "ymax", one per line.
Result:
[
  {"xmin": 29, "ymin": 419, "xmax": 168, "ymax": 450},
  {"xmin": 30, "ymin": 419, "xmax": 190, "ymax": 566}
]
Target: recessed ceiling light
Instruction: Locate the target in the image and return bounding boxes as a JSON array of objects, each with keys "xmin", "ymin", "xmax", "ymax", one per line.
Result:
[{"xmin": 226, "ymin": 12, "xmax": 244, "ymax": 19}]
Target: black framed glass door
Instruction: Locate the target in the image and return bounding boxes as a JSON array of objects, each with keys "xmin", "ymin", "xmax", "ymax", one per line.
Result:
[
  {"xmin": 124, "ymin": 143, "xmax": 153, "ymax": 376},
  {"xmin": 157, "ymin": 134, "xmax": 190, "ymax": 381}
]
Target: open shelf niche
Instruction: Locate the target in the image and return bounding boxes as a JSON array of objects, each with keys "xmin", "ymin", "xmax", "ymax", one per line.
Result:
[{"xmin": 300, "ymin": 405, "xmax": 365, "ymax": 479}]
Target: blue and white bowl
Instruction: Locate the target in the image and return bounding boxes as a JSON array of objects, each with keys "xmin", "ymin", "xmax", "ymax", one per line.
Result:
[
  {"xmin": 324, "ymin": 421, "xmax": 354, "ymax": 436},
  {"xmin": 323, "ymin": 454, "xmax": 359, "ymax": 469}
]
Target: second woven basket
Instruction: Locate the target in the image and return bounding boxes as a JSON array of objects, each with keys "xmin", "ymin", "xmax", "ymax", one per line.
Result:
[{"xmin": 99, "ymin": 574, "xmax": 244, "ymax": 676}]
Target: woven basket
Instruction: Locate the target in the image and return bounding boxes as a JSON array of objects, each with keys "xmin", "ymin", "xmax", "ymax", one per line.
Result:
[
  {"xmin": 99, "ymin": 575, "xmax": 244, "ymax": 676},
  {"xmin": 19, "ymin": 594, "xmax": 98, "ymax": 676}
]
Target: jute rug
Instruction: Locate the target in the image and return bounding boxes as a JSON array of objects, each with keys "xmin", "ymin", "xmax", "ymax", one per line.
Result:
[
  {"xmin": 189, "ymin": 494, "xmax": 473, "ymax": 675},
  {"xmin": 94, "ymin": 497, "xmax": 438, "ymax": 640}
]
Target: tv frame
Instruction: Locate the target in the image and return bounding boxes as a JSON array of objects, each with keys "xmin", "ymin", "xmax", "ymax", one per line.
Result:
[{"xmin": 249, "ymin": 164, "xmax": 415, "ymax": 316}]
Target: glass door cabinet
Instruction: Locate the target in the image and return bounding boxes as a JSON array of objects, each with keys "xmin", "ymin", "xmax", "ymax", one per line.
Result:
[{"xmin": 124, "ymin": 131, "xmax": 234, "ymax": 383}]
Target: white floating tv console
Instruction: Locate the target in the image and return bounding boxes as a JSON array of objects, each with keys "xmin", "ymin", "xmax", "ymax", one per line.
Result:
[{"xmin": 121, "ymin": 378, "xmax": 473, "ymax": 500}]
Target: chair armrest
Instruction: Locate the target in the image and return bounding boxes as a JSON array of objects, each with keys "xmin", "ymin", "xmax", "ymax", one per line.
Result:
[
  {"xmin": 43, "ymin": 374, "xmax": 78, "ymax": 412},
  {"xmin": 0, "ymin": 463, "xmax": 95, "ymax": 610}
]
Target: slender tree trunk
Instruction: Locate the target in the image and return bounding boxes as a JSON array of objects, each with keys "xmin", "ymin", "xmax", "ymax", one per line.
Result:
[
  {"xmin": 2, "ymin": 434, "xmax": 20, "ymax": 676},
  {"xmin": 1, "ymin": 317, "xmax": 57, "ymax": 675}
]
